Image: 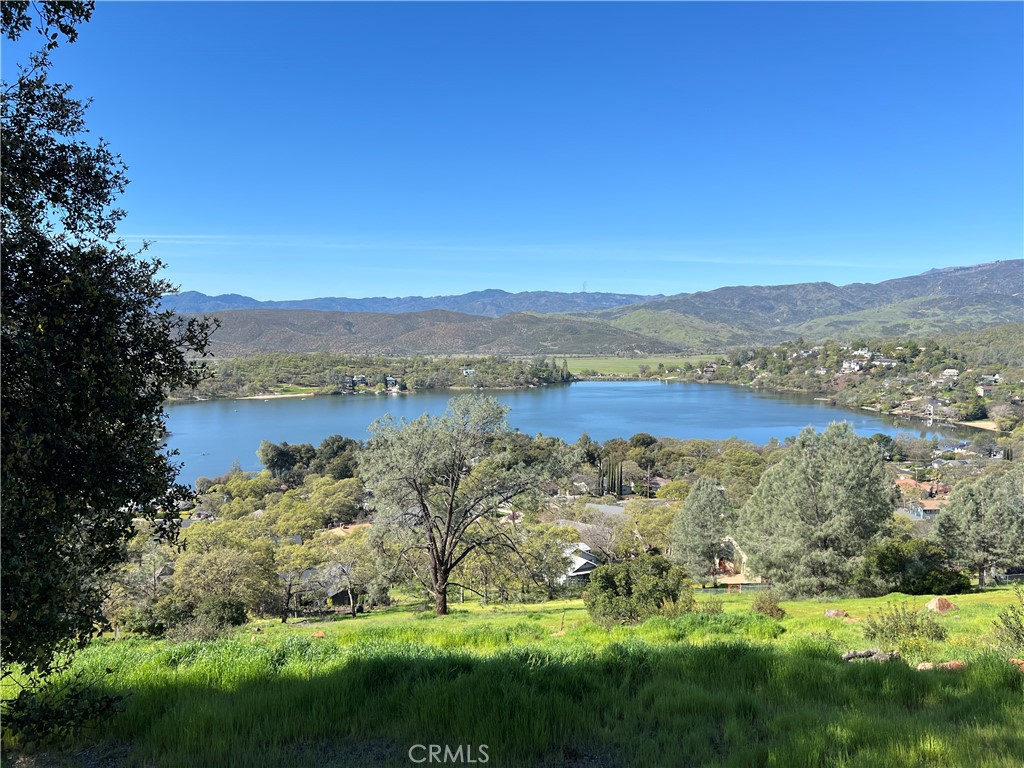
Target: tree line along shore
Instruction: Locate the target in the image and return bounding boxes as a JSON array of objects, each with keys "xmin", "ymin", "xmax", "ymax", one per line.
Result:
[{"xmin": 171, "ymin": 329, "xmax": 1024, "ymax": 436}]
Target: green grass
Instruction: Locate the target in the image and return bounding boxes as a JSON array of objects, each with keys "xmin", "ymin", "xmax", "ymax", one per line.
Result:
[
  {"xmin": 5, "ymin": 590, "xmax": 1023, "ymax": 767},
  {"xmin": 567, "ymin": 355, "xmax": 720, "ymax": 376},
  {"xmin": 269, "ymin": 384, "xmax": 320, "ymax": 395}
]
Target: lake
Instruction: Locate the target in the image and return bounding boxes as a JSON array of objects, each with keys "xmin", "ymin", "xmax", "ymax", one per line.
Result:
[{"xmin": 163, "ymin": 381, "xmax": 975, "ymax": 485}]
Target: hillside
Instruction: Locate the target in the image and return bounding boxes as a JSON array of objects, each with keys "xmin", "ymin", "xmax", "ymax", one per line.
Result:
[
  {"xmin": 600, "ymin": 260, "xmax": 1022, "ymax": 348},
  {"xmin": 195, "ymin": 308, "xmax": 681, "ymax": 357},
  {"xmin": 787, "ymin": 294, "xmax": 1024, "ymax": 341},
  {"xmin": 181, "ymin": 261, "xmax": 1021, "ymax": 355}
]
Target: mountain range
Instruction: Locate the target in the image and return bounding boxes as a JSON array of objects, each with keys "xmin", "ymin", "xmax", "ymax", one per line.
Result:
[
  {"xmin": 172, "ymin": 260, "xmax": 1022, "ymax": 356},
  {"xmin": 164, "ymin": 288, "xmax": 660, "ymax": 317}
]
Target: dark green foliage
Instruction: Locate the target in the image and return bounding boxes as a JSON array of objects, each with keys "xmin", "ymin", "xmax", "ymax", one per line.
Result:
[
  {"xmin": 166, "ymin": 596, "xmax": 248, "ymax": 642},
  {"xmin": 738, "ymin": 423, "xmax": 896, "ymax": 597},
  {"xmin": 584, "ymin": 554, "xmax": 692, "ymax": 627},
  {"xmin": 1, "ymin": 670, "xmax": 121, "ymax": 748},
  {"xmin": 1, "ymin": 1, "xmax": 93, "ymax": 47},
  {"xmin": 597, "ymin": 458, "xmax": 625, "ymax": 496},
  {"xmin": 857, "ymin": 537, "xmax": 971, "ymax": 597},
  {"xmin": 862, "ymin": 603, "xmax": 948, "ymax": 649},
  {"xmin": 194, "ymin": 596, "xmax": 248, "ymax": 630},
  {"xmin": 933, "ymin": 466, "xmax": 1024, "ymax": 588},
  {"xmin": 119, "ymin": 596, "xmax": 192, "ymax": 638},
  {"xmin": 1, "ymin": 1, "xmax": 215, "ymax": 686},
  {"xmin": 751, "ymin": 590, "xmax": 787, "ymax": 620},
  {"xmin": 669, "ymin": 476, "xmax": 728, "ymax": 585},
  {"xmin": 257, "ymin": 439, "xmax": 316, "ymax": 483},
  {"xmin": 308, "ymin": 435, "xmax": 361, "ymax": 480},
  {"xmin": 993, "ymin": 586, "xmax": 1024, "ymax": 654}
]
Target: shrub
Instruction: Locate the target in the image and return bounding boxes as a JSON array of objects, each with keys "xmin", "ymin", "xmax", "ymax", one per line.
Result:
[
  {"xmin": 120, "ymin": 596, "xmax": 192, "ymax": 637},
  {"xmin": 659, "ymin": 592, "xmax": 697, "ymax": 618},
  {"xmin": 993, "ymin": 586, "xmax": 1024, "ymax": 654},
  {"xmin": 584, "ymin": 554, "xmax": 692, "ymax": 627},
  {"xmin": 163, "ymin": 596, "xmax": 247, "ymax": 642},
  {"xmin": 856, "ymin": 538, "xmax": 971, "ymax": 597},
  {"xmin": 195, "ymin": 595, "xmax": 248, "ymax": 629},
  {"xmin": 862, "ymin": 602, "xmax": 947, "ymax": 649},
  {"xmin": 751, "ymin": 590, "xmax": 787, "ymax": 620}
]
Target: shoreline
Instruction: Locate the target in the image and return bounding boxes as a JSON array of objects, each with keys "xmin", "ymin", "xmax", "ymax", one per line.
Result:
[
  {"xmin": 951, "ymin": 419, "xmax": 1000, "ymax": 433},
  {"xmin": 169, "ymin": 382, "xmax": 1004, "ymax": 435},
  {"xmin": 238, "ymin": 392, "xmax": 316, "ymax": 400}
]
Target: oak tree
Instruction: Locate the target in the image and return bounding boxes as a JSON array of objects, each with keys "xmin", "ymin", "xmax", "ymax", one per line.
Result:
[
  {"xmin": 1, "ymin": 1, "xmax": 216, "ymax": 687},
  {"xmin": 360, "ymin": 395, "xmax": 572, "ymax": 614}
]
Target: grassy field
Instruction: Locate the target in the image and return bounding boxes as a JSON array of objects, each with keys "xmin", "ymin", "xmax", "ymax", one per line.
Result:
[
  {"xmin": 4, "ymin": 590, "xmax": 1023, "ymax": 768},
  {"xmin": 566, "ymin": 355, "xmax": 721, "ymax": 376}
]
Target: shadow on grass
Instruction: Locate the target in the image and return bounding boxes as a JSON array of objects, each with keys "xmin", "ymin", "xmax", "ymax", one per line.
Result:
[{"xmin": 16, "ymin": 637, "xmax": 1024, "ymax": 768}]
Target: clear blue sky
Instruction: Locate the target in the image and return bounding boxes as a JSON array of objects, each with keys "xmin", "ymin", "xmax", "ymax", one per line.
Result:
[{"xmin": 10, "ymin": 1, "xmax": 1022, "ymax": 299}]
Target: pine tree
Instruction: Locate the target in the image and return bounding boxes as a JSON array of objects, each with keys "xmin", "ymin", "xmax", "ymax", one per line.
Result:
[
  {"xmin": 669, "ymin": 476, "xmax": 729, "ymax": 585},
  {"xmin": 933, "ymin": 467, "xmax": 1024, "ymax": 588},
  {"xmin": 737, "ymin": 423, "xmax": 896, "ymax": 597}
]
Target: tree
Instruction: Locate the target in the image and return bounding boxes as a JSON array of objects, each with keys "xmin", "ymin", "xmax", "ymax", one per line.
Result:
[
  {"xmin": 669, "ymin": 476, "xmax": 728, "ymax": 585},
  {"xmin": 933, "ymin": 467, "xmax": 1024, "ymax": 588},
  {"xmin": 854, "ymin": 518, "xmax": 970, "ymax": 596},
  {"xmin": 616, "ymin": 499, "xmax": 676, "ymax": 557},
  {"xmin": 318, "ymin": 527, "xmax": 382, "ymax": 616},
  {"xmin": 583, "ymin": 554, "xmax": 691, "ymax": 627},
  {"xmin": 737, "ymin": 423, "xmax": 896, "ymax": 597},
  {"xmin": 1, "ymin": 3, "xmax": 216, "ymax": 686},
  {"xmin": 272, "ymin": 541, "xmax": 325, "ymax": 622},
  {"xmin": 359, "ymin": 395, "xmax": 571, "ymax": 615}
]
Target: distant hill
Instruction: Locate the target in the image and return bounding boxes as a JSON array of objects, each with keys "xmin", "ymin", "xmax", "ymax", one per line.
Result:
[
  {"xmin": 178, "ymin": 260, "xmax": 1022, "ymax": 355},
  {"xmin": 164, "ymin": 288, "xmax": 662, "ymax": 317},
  {"xmin": 193, "ymin": 309, "xmax": 681, "ymax": 357},
  {"xmin": 599, "ymin": 260, "xmax": 1022, "ymax": 348}
]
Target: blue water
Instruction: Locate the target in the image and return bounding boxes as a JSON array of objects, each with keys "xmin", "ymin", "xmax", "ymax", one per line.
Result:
[{"xmin": 164, "ymin": 381, "xmax": 972, "ymax": 485}]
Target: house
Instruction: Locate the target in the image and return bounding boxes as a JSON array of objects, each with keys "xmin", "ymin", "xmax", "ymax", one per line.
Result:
[
  {"xmin": 462, "ymin": 368, "xmax": 476, "ymax": 376},
  {"xmin": 353, "ymin": 374, "xmax": 367, "ymax": 386},
  {"xmin": 941, "ymin": 369, "xmax": 960, "ymax": 380},
  {"xmin": 976, "ymin": 385, "xmax": 994, "ymax": 397},
  {"xmin": 342, "ymin": 376, "xmax": 354, "ymax": 390},
  {"xmin": 385, "ymin": 376, "xmax": 397, "ymax": 388},
  {"xmin": 841, "ymin": 360, "xmax": 863, "ymax": 373},
  {"xmin": 326, "ymin": 575, "xmax": 367, "ymax": 609},
  {"xmin": 559, "ymin": 543, "xmax": 602, "ymax": 584},
  {"xmin": 874, "ymin": 358, "xmax": 899, "ymax": 368}
]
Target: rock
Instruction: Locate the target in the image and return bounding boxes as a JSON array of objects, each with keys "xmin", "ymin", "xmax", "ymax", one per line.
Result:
[
  {"xmin": 916, "ymin": 662, "xmax": 935, "ymax": 671},
  {"xmin": 938, "ymin": 660, "xmax": 966, "ymax": 671},
  {"xmin": 310, "ymin": 630, "xmax": 326, "ymax": 638},
  {"xmin": 825, "ymin": 609, "xmax": 848, "ymax": 618},
  {"xmin": 842, "ymin": 648, "xmax": 898, "ymax": 663},
  {"xmin": 1009, "ymin": 658, "xmax": 1024, "ymax": 672},
  {"xmin": 925, "ymin": 597, "xmax": 958, "ymax": 614}
]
